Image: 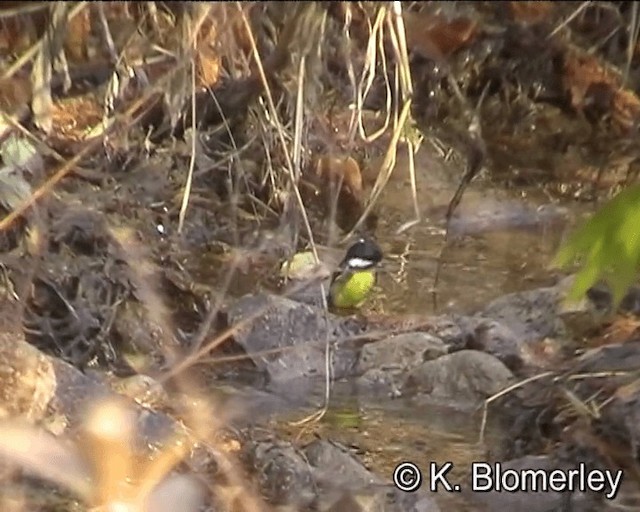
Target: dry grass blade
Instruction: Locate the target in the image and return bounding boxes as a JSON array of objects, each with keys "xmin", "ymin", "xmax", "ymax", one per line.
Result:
[
  {"xmin": 560, "ymin": 387, "xmax": 600, "ymax": 419},
  {"xmin": 177, "ymin": 58, "xmax": 198, "ymax": 234},
  {"xmin": 30, "ymin": 22, "xmax": 54, "ymax": 133},
  {"xmin": 624, "ymin": 1, "xmax": 640, "ymax": 87},
  {"xmin": 356, "ymin": 6, "xmax": 392, "ymax": 143},
  {"xmin": 0, "ymin": 2, "xmax": 50, "ymax": 18},
  {"xmin": 0, "ymin": 421, "xmax": 91, "ymax": 499},
  {"xmin": 347, "ymin": 99, "xmax": 412, "ymax": 239},
  {"xmin": 236, "ymin": 2, "xmax": 317, "ymax": 256},
  {"xmin": 547, "ymin": 1, "xmax": 591, "ymax": 39},
  {"xmin": 389, "ymin": 1, "xmax": 413, "ymax": 97},
  {"xmin": 81, "ymin": 399, "xmax": 138, "ymax": 506},
  {"xmin": 395, "ymin": 139, "xmax": 422, "ymax": 234},
  {"xmin": 176, "ymin": 4, "xmax": 213, "ymax": 233},
  {"xmin": 347, "ymin": 3, "xmax": 414, "ymax": 238},
  {"xmin": 30, "ymin": 3, "xmax": 85, "ymax": 133},
  {"xmin": 478, "ymin": 371, "xmax": 554, "ymax": 444}
]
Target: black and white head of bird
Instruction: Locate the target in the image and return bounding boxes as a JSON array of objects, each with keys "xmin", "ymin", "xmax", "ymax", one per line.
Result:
[{"xmin": 341, "ymin": 238, "xmax": 383, "ymax": 271}]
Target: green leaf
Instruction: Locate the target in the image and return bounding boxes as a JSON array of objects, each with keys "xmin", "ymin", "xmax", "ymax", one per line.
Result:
[{"xmin": 553, "ymin": 183, "xmax": 640, "ymax": 306}]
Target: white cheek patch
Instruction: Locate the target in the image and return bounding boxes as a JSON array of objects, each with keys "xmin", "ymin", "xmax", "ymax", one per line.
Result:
[{"xmin": 348, "ymin": 257, "xmax": 373, "ymax": 269}]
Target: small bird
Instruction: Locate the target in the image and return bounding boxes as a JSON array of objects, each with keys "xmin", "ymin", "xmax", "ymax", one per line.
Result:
[{"xmin": 327, "ymin": 238, "xmax": 383, "ymax": 309}]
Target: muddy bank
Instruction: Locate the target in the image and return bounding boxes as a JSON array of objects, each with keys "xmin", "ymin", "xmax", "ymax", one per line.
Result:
[{"xmin": 3, "ymin": 1, "xmax": 640, "ymax": 511}]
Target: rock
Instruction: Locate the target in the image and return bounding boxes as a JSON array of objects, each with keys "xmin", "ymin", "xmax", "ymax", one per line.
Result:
[
  {"xmin": 447, "ymin": 200, "xmax": 568, "ymax": 237},
  {"xmin": 468, "ymin": 279, "xmax": 581, "ymax": 369},
  {"xmin": 558, "ymin": 280, "xmax": 640, "ymax": 340},
  {"xmin": 321, "ymin": 485, "xmax": 441, "ymax": 512},
  {"xmin": 243, "ymin": 432, "xmax": 440, "ymax": 512},
  {"xmin": 463, "ymin": 455, "xmax": 600, "ymax": 512},
  {"xmin": 0, "ymin": 330, "xmax": 59, "ymax": 424},
  {"xmin": 465, "ymin": 318, "xmax": 524, "ymax": 370},
  {"xmin": 245, "ymin": 436, "xmax": 317, "ymax": 508},
  {"xmin": 572, "ymin": 340, "xmax": 640, "ymax": 373},
  {"xmin": 357, "ymin": 333, "xmax": 448, "ymax": 392},
  {"xmin": 414, "ymin": 315, "xmax": 472, "ymax": 352},
  {"xmin": 226, "ymin": 293, "xmax": 364, "ymax": 382},
  {"xmin": 401, "ymin": 350, "xmax": 514, "ymax": 405},
  {"xmin": 305, "ymin": 439, "xmax": 383, "ymax": 487},
  {"xmin": 358, "ymin": 333, "xmax": 449, "ymax": 371},
  {"xmin": 478, "ymin": 284, "xmax": 566, "ymax": 342},
  {"xmin": 109, "ymin": 374, "xmax": 170, "ymax": 409},
  {"xmin": 558, "ymin": 283, "xmax": 614, "ymax": 340}
]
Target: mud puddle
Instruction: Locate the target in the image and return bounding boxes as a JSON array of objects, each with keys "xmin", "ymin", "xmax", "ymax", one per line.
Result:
[
  {"xmin": 370, "ymin": 145, "xmax": 597, "ymax": 316},
  {"xmin": 272, "ymin": 386, "xmax": 505, "ymax": 511}
]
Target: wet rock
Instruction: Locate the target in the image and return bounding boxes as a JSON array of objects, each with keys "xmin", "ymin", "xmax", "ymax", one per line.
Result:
[
  {"xmin": 112, "ymin": 300, "xmax": 167, "ymax": 365},
  {"xmin": 0, "ymin": 329, "xmax": 59, "ymax": 424},
  {"xmin": 415, "ymin": 315, "xmax": 472, "ymax": 352},
  {"xmin": 466, "ymin": 318, "xmax": 527, "ymax": 370},
  {"xmin": 226, "ymin": 293, "xmax": 364, "ymax": 382},
  {"xmin": 478, "ymin": 284, "xmax": 566, "ymax": 342},
  {"xmin": 359, "ymin": 333, "xmax": 449, "ymax": 370},
  {"xmin": 245, "ymin": 436, "xmax": 317, "ymax": 508},
  {"xmin": 108, "ymin": 373, "xmax": 170, "ymax": 409},
  {"xmin": 462, "ymin": 455, "xmax": 600, "ymax": 512},
  {"xmin": 356, "ymin": 333, "xmax": 448, "ymax": 392},
  {"xmin": 0, "ymin": 326, "xmax": 179, "ymax": 444},
  {"xmin": 572, "ymin": 340, "xmax": 640, "ymax": 374},
  {"xmin": 243, "ymin": 433, "xmax": 440, "ymax": 512},
  {"xmin": 586, "ymin": 282, "xmax": 640, "ymax": 317},
  {"xmin": 466, "ymin": 278, "xmax": 587, "ymax": 369},
  {"xmin": 305, "ymin": 439, "xmax": 382, "ymax": 487},
  {"xmin": 321, "ymin": 485, "xmax": 441, "ymax": 512},
  {"xmin": 402, "ymin": 350, "xmax": 514, "ymax": 405},
  {"xmin": 557, "ymin": 290, "xmax": 614, "ymax": 341}
]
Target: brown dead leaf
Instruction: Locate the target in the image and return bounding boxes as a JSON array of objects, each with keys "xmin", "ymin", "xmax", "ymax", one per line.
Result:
[
  {"xmin": 315, "ymin": 155, "xmax": 364, "ymax": 203},
  {"xmin": 0, "ymin": 12, "xmax": 39, "ymax": 55},
  {"xmin": 563, "ymin": 50, "xmax": 640, "ymax": 132},
  {"xmin": 0, "ymin": 76, "xmax": 31, "ymax": 113},
  {"xmin": 563, "ymin": 52, "xmax": 613, "ymax": 111},
  {"xmin": 403, "ymin": 11, "xmax": 478, "ymax": 61},
  {"xmin": 44, "ymin": 95, "xmax": 103, "ymax": 153},
  {"xmin": 196, "ymin": 20, "xmax": 221, "ymax": 88},
  {"xmin": 508, "ymin": 1, "xmax": 554, "ymax": 24},
  {"xmin": 521, "ymin": 337, "xmax": 566, "ymax": 368},
  {"xmin": 314, "ymin": 155, "xmax": 368, "ymax": 232},
  {"xmin": 612, "ymin": 88, "xmax": 640, "ymax": 133},
  {"xmin": 587, "ymin": 315, "xmax": 640, "ymax": 348},
  {"xmin": 64, "ymin": 6, "xmax": 90, "ymax": 62}
]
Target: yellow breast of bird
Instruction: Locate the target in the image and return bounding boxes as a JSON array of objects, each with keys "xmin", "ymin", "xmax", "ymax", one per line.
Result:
[{"xmin": 333, "ymin": 270, "xmax": 376, "ymax": 308}]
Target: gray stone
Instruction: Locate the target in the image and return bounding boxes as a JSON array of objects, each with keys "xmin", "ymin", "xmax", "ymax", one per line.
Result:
[
  {"xmin": 478, "ymin": 285, "xmax": 566, "ymax": 342},
  {"xmin": 358, "ymin": 333, "xmax": 449, "ymax": 373},
  {"xmin": 227, "ymin": 293, "xmax": 364, "ymax": 382},
  {"xmin": 356, "ymin": 333, "xmax": 449, "ymax": 392},
  {"xmin": 463, "ymin": 455, "xmax": 600, "ymax": 512},
  {"xmin": 402, "ymin": 350, "xmax": 514, "ymax": 404}
]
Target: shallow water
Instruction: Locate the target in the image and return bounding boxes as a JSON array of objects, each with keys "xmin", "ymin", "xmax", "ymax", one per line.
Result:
[
  {"xmin": 368, "ymin": 144, "xmax": 595, "ymax": 316},
  {"xmin": 273, "ymin": 385, "xmax": 504, "ymax": 511}
]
